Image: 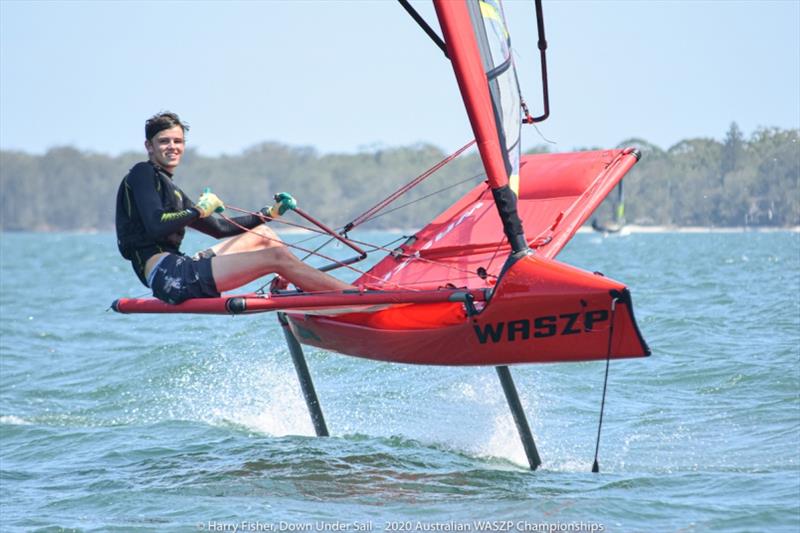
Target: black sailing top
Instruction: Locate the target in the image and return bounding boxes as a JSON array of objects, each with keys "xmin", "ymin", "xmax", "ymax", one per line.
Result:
[{"xmin": 115, "ymin": 161, "xmax": 264, "ymax": 286}]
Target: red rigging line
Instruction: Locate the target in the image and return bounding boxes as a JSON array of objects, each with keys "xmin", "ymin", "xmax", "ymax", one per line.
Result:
[
  {"xmin": 345, "ymin": 139, "xmax": 476, "ymax": 231},
  {"xmin": 217, "ymin": 210, "xmax": 399, "ymax": 291},
  {"xmin": 222, "ymin": 137, "xmax": 480, "ymax": 255},
  {"xmin": 217, "ymin": 137, "xmax": 499, "ymax": 290},
  {"xmin": 291, "ymin": 207, "xmax": 366, "ymax": 258},
  {"xmin": 222, "ymin": 205, "xmax": 501, "ymax": 288},
  {"xmin": 219, "ymin": 146, "xmax": 642, "ymax": 298}
]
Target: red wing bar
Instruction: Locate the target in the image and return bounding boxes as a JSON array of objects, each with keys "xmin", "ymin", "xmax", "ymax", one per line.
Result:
[{"xmin": 112, "ymin": 288, "xmax": 488, "ymax": 315}]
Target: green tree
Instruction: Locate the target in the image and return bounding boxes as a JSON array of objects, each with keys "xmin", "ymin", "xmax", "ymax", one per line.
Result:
[
  {"xmin": 1, "ymin": 126, "xmax": 798, "ymax": 231},
  {"xmin": 721, "ymin": 121, "xmax": 744, "ymax": 184}
]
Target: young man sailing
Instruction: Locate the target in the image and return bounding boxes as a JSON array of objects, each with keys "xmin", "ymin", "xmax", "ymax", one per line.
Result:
[{"xmin": 115, "ymin": 111, "xmax": 352, "ymax": 304}]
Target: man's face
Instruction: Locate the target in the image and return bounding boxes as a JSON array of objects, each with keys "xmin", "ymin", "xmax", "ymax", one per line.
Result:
[{"xmin": 145, "ymin": 125, "xmax": 185, "ymax": 172}]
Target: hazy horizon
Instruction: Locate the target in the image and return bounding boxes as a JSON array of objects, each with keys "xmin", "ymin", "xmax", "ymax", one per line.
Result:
[{"xmin": 1, "ymin": 1, "xmax": 798, "ymax": 158}]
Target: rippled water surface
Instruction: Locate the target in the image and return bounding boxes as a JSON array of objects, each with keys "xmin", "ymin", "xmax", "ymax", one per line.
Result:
[{"xmin": 1, "ymin": 230, "xmax": 798, "ymax": 532}]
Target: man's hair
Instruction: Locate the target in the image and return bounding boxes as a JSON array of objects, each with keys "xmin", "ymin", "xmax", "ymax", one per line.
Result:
[{"xmin": 145, "ymin": 111, "xmax": 189, "ymax": 141}]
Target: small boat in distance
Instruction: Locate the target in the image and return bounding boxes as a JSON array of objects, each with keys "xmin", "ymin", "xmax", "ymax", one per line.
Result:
[{"xmin": 592, "ymin": 180, "xmax": 626, "ymax": 234}]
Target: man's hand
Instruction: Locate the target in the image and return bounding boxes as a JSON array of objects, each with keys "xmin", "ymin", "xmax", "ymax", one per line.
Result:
[
  {"xmin": 196, "ymin": 188, "xmax": 225, "ymax": 218},
  {"xmin": 268, "ymin": 192, "xmax": 297, "ymax": 218}
]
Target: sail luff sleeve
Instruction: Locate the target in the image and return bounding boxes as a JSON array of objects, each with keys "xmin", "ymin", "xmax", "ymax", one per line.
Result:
[
  {"xmin": 434, "ymin": 0, "xmax": 527, "ymax": 253},
  {"xmin": 434, "ymin": 0, "xmax": 507, "ymax": 190}
]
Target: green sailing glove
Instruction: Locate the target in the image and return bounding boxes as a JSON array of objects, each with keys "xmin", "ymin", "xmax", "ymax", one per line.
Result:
[
  {"xmin": 268, "ymin": 192, "xmax": 297, "ymax": 218},
  {"xmin": 196, "ymin": 187, "xmax": 225, "ymax": 218}
]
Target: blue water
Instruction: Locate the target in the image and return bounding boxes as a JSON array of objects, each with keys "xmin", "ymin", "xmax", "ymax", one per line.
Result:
[{"xmin": 1, "ymin": 230, "xmax": 799, "ymax": 532}]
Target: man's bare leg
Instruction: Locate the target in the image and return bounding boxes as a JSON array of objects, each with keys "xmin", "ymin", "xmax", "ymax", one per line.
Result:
[
  {"xmin": 208, "ymin": 224, "xmax": 282, "ymax": 256},
  {"xmin": 210, "ymin": 245, "xmax": 353, "ymax": 293}
]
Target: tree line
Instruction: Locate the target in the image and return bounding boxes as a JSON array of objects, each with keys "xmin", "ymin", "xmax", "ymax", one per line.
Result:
[
  {"xmin": 608, "ymin": 124, "xmax": 799, "ymax": 227},
  {"xmin": 0, "ymin": 123, "xmax": 797, "ymax": 232}
]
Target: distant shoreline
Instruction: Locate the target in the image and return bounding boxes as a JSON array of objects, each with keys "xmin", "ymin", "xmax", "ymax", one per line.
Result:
[{"xmin": 575, "ymin": 224, "xmax": 800, "ymax": 234}]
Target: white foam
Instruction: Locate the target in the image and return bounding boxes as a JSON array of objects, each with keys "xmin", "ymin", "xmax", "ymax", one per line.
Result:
[
  {"xmin": 481, "ymin": 411, "xmax": 529, "ymax": 467},
  {"xmin": 0, "ymin": 415, "xmax": 32, "ymax": 425},
  {"xmin": 165, "ymin": 349, "xmax": 317, "ymax": 437}
]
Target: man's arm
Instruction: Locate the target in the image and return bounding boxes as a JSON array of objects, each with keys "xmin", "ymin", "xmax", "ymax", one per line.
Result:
[{"xmin": 189, "ymin": 212, "xmax": 266, "ymax": 239}]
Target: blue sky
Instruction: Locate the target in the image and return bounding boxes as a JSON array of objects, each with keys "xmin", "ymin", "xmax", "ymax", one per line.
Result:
[{"xmin": 1, "ymin": 0, "xmax": 798, "ymax": 157}]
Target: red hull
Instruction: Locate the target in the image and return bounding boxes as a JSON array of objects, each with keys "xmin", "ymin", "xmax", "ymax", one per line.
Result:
[
  {"xmin": 280, "ymin": 149, "xmax": 649, "ymax": 365},
  {"xmin": 285, "ymin": 253, "xmax": 649, "ymax": 366}
]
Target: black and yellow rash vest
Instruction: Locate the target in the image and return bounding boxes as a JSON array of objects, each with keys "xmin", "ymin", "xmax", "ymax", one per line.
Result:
[{"xmin": 115, "ymin": 161, "xmax": 265, "ymax": 286}]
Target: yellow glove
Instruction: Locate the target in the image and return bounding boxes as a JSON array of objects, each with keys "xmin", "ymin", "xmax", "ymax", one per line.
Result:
[{"xmin": 195, "ymin": 188, "xmax": 225, "ymax": 218}]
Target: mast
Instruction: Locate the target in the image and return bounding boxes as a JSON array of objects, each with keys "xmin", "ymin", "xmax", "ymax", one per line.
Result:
[
  {"xmin": 435, "ymin": 0, "xmax": 542, "ymax": 470},
  {"xmin": 434, "ymin": 0, "xmax": 528, "ymax": 253}
]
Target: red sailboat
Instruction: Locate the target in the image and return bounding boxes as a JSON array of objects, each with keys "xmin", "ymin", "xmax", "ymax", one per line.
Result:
[{"xmin": 114, "ymin": 0, "xmax": 650, "ymax": 470}]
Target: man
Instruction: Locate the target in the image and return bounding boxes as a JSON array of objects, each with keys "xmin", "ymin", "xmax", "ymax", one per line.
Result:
[{"xmin": 115, "ymin": 111, "xmax": 352, "ymax": 304}]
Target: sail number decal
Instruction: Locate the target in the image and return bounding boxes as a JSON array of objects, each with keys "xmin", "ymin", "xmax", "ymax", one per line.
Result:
[{"xmin": 473, "ymin": 310, "xmax": 609, "ymax": 343}]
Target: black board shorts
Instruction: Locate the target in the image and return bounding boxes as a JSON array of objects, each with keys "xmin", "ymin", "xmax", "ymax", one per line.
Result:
[{"xmin": 150, "ymin": 254, "xmax": 220, "ymax": 305}]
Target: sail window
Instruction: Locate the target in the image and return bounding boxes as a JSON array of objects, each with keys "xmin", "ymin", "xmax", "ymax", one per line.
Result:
[{"xmin": 468, "ymin": 0, "xmax": 523, "ymax": 193}]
